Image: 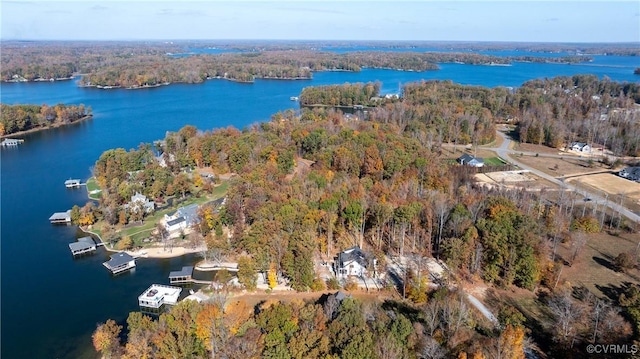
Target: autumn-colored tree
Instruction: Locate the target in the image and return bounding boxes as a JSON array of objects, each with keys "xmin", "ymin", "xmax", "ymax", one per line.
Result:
[
  {"xmin": 267, "ymin": 263, "xmax": 278, "ymax": 289},
  {"xmin": 92, "ymin": 319, "xmax": 122, "ymax": 358},
  {"xmin": 195, "ymin": 302, "xmax": 227, "ymax": 357}
]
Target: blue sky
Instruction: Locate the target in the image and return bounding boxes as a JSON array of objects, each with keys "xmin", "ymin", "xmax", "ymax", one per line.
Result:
[{"xmin": 2, "ymin": 1, "xmax": 639, "ymax": 42}]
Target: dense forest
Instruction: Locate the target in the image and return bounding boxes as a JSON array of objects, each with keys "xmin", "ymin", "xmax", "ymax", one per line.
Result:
[
  {"xmin": 2, "ymin": 41, "xmax": 593, "ymax": 87},
  {"xmin": 93, "ymin": 289, "xmax": 533, "ymax": 359},
  {"xmin": 87, "ymin": 75, "xmax": 640, "ymax": 357},
  {"xmin": 0, "ymin": 103, "xmax": 91, "ymax": 136}
]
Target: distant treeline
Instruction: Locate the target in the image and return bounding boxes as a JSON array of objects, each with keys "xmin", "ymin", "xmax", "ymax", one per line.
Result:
[
  {"xmin": 297, "ymin": 75, "xmax": 640, "ymax": 155},
  {"xmin": 1, "ymin": 42, "xmax": 592, "ymax": 88},
  {"xmin": 300, "ymin": 82, "xmax": 384, "ymax": 107},
  {"xmin": 0, "ymin": 103, "xmax": 91, "ymax": 136}
]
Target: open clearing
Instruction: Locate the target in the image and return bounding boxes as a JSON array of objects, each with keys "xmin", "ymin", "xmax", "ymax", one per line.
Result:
[
  {"xmin": 567, "ymin": 173, "xmax": 640, "ymax": 201},
  {"xmin": 567, "ymin": 172, "xmax": 640, "ymax": 214},
  {"xmin": 515, "ymin": 154, "xmax": 610, "ymax": 177},
  {"xmin": 558, "ymin": 231, "xmax": 640, "ymax": 298}
]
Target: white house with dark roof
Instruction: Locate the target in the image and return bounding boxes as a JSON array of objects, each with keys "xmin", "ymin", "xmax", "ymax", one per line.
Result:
[
  {"xmin": 457, "ymin": 153, "xmax": 484, "ymax": 167},
  {"xmin": 164, "ymin": 203, "xmax": 200, "ymax": 233},
  {"xmin": 569, "ymin": 142, "xmax": 591, "ymax": 153},
  {"xmin": 335, "ymin": 246, "xmax": 372, "ymax": 278}
]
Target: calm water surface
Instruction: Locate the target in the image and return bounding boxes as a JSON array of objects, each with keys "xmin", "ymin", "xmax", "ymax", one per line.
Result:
[{"xmin": 1, "ymin": 57, "xmax": 639, "ymax": 358}]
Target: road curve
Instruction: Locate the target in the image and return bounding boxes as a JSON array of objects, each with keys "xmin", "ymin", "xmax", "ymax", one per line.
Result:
[{"xmin": 486, "ymin": 130, "xmax": 640, "ymax": 224}]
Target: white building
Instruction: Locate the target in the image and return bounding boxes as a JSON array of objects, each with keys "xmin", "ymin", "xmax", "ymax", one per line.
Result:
[
  {"xmin": 164, "ymin": 203, "xmax": 199, "ymax": 233},
  {"xmin": 569, "ymin": 142, "xmax": 591, "ymax": 153},
  {"xmin": 335, "ymin": 246, "xmax": 372, "ymax": 278},
  {"xmin": 138, "ymin": 284, "xmax": 182, "ymax": 310}
]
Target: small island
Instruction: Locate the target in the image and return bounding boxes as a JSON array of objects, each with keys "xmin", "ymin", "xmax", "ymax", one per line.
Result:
[{"xmin": 0, "ymin": 103, "xmax": 92, "ymax": 138}]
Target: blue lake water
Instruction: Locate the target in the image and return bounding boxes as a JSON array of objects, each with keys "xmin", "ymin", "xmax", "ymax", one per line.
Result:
[{"xmin": 1, "ymin": 56, "xmax": 639, "ymax": 358}]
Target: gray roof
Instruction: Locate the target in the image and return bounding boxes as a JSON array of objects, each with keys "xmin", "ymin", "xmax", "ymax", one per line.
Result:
[
  {"xmin": 69, "ymin": 240, "xmax": 95, "ymax": 252},
  {"xmin": 177, "ymin": 204, "xmax": 199, "ymax": 226},
  {"xmin": 338, "ymin": 246, "xmax": 369, "ymax": 268},
  {"xmin": 49, "ymin": 210, "xmax": 71, "ymax": 221},
  {"xmin": 104, "ymin": 252, "xmax": 135, "ymax": 268},
  {"xmin": 169, "ymin": 266, "xmax": 194, "ymax": 278},
  {"xmin": 458, "ymin": 153, "xmax": 483, "ymax": 165}
]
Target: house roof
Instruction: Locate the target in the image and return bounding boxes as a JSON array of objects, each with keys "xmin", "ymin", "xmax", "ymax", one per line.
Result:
[
  {"xmin": 338, "ymin": 246, "xmax": 369, "ymax": 268},
  {"xmin": 169, "ymin": 266, "xmax": 194, "ymax": 278},
  {"xmin": 69, "ymin": 240, "xmax": 95, "ymax": 252},
  {"xmin": 458, "ymin": 153, "xmax": 483, "ymax": 165},
  {"xmin": 177, "ymin": 204, "xmax": 199, "ymax": 226},
  {"xmin": 167, "ymin": 217, "xmax": 186, "ymax": 227},
  {"xmin": 105, "ymin": 252, "xmax": 135, "ymax": 268}
]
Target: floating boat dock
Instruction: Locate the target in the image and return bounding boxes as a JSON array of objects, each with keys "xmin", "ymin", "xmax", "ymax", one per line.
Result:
[
  {"xmin": 49, "ymin": 210, "xmax": 71, "ymax": 224},
  {"xmin": 138, "ymin": 284, "xmax": 182, "ymax": 313},
  {"xmin": 1, "ymin": 138, "xmax": 24, "ymax": 146},
  {"xmin": 103, "ymin": 252, "xmax": 136, "ymax": 274},
  {"xmin": 65, "ymin": 179, "xmax": 81, "ymax": 188},
  {"xmin": 69, "ymin": 236, "xmax": 96, "ymax": 256}
]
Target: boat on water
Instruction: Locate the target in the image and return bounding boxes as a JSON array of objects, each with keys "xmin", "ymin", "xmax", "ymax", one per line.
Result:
[
  {"xmin": 290, "ymin": 96, "xmax": 299, "ymax": 101},
  {"xmin": 65, "ymin": 179, "xmax": 81, "ymax": 188}
]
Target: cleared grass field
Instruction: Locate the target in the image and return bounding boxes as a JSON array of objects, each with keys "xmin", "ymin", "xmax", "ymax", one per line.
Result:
[{"xmin": 482, "ymin": 157, "xmax": 506, "ymax": 166}]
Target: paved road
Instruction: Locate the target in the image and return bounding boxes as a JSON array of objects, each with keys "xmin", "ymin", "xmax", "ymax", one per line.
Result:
[{"xmin": 486, "ymin": 131, "xmax": 640, "ymax": 224}]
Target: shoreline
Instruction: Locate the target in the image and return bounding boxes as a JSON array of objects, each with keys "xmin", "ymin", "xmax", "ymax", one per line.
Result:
[
  {"xmin": 0, "ymin": 114, "xmax": 93, "ymax": 140},
  {"xmin": 80, "ymin": 226, "xmax": 205, "ymax": 259}
]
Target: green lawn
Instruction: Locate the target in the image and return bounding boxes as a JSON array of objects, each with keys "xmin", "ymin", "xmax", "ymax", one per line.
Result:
[
  {"xmin": 483, "ymin": 157, "xmax": 507, "ymax": 166},
  {"xmin": 85, "ymin": 177, "xmax": 102, "ymax": 200},
  {"xmin": 112, "ymin": 182, "xmax": 229, "ymax": 245},
  {"xmin": 87, "ymin": 177, "xmax": 230, "ymax": 246}
]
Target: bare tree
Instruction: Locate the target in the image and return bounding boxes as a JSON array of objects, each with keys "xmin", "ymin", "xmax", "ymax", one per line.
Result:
[
  {"xmin": 569, "ymin": 231, "xmax": 587, "ymax": 266},
  {"xmin": 419, "ymin": 336, "xmax": 446, "ymax": 359},
  {"xmin": 548, "ymin": 290, "xmax": 584, "ymax": 347}
]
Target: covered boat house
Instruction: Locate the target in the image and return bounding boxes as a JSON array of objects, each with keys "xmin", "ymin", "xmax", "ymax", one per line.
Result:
[
  {"xmin": 69, "ymin": 236, "xmax": 96, "ymax": 256},
  {"xmin": 103, "ymin": 252, "xmax": 136, "ymax": 274},
  {"xmin": 169, "ymin": 266, "xmax": 194, "ymax": 284}
]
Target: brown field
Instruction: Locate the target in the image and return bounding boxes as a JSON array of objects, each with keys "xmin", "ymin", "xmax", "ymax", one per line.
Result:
[
  {"xmin": 567, "ymin": 173, "xmax": 640, "ymax": 214},
  {"xmin": 515, "ymin": 154, "xmax": 610, "ymax": 177},
  {"xmin": 511, "ymin": 141, "xmax": 562, "ymax": 155},
  {"xmin": 568, "ymin": 173, "xmax": 640, "ymax": 201},
  {"xmin": 559, "ymin": 231, "xmax": 640, "ymax": 298}
]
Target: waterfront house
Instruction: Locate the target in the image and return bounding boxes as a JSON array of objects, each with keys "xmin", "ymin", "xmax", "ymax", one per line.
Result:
[
  {"xmin": 457, "ymin": 154, "xmax": 485, "ymax": 167},
  {"xmin": 68, "ymin": 236, "xmax": 96, "ymax": 256},
  {"xmin": 124, "ymin": 192, "xmax": 155, "ymax": 213},
  {"xmin": 164, "ymin": 203, "xmax": 199, "ymax": 233},
  {"xmin": 335, "ymin": 246, "xmax": 372, "ymax": 278},
  {"xmin": 138, "ymin": 284, "xmax": 182, "ymax": 313},
  {"xmin": 49, "ymin": 210, "xmax": 71, "ymax": 224},
  {"xmin": 103, "ymin": 252, "xmax": 136, "ymax": 274},
  {"xmin": 569, "ymin": 142, "xmax": 591, "ymax": 153}
]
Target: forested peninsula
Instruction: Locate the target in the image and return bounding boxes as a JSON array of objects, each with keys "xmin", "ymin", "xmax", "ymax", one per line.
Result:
[
  {"xmin": 1, "ymin": 41, "xmax": 592, "ymax": 88},
  {"xmin": 87, "ymin": 75, "xmax": 640, "ymax": 358},
  {"xmin": 0, "ymin": 103, "xmax": 91, "ymax": 137}
]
